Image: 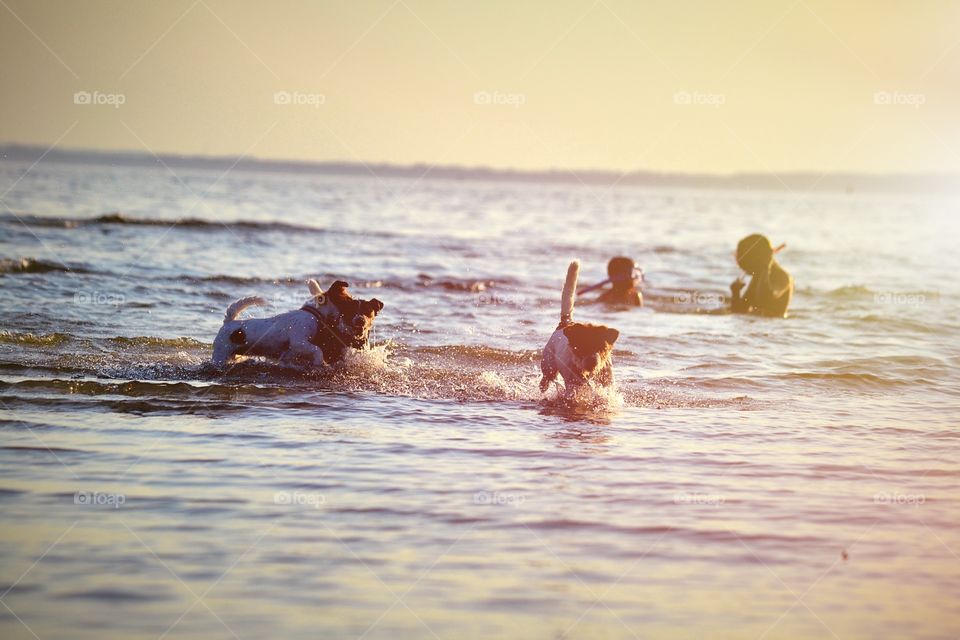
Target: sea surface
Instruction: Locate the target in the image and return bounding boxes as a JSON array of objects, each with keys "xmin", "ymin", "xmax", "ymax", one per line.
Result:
[{"xmin": 1, "ymin": 160, "xmax": 958, "ymax": 639}]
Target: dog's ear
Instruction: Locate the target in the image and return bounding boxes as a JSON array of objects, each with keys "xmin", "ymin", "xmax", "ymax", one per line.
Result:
[
  {"xmin": 327, "ymin": 280, "xmax": 350, "ymax": 297},
  {"xmin": 306, "ymin": 279, "xmax": 323, "ymax": 297},
  {"xmin": 604, "ymin": 327, "xmax": 620, "ymax": 345},
  {"xmin": 370, "ymin": 298, "xmax": 384, "ymax": 313},
  {"xmin": 562, "ymin": 324, "xmax": 590, "ymax": 343}
]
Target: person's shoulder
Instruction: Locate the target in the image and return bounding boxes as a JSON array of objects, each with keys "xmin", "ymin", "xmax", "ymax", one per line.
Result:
[{"xmin": 771, "ymin": 263, "xmax": 792, "ymax": 288}]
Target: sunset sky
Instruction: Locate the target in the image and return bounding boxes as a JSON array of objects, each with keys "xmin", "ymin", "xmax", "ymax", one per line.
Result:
[{"xmin": 1, "ymin": 0, "xmax": 958, "ymax": 174}]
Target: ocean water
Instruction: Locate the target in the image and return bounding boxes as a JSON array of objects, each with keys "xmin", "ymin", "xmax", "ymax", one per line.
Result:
[{"xmin": 1, "ymin": 160, "xmax": 958, "ymax": 639}]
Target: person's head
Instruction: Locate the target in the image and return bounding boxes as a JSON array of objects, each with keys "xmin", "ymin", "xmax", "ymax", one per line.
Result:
[
  {"xmin": 735, "ymin": 234, "xmax": 774, "ymax": 275},
  {"xmin": 607, "ymin": 256, "xmax": 637, "ymax": 291}
]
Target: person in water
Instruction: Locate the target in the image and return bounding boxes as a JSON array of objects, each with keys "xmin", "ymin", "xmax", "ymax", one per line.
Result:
[
  {"xmin": 586, "ymin": 256, "xmax": 643, "ymax": 306},
  {"xmin": 730, "ymin": 234, "xmax": 793, "ymax": 317}
]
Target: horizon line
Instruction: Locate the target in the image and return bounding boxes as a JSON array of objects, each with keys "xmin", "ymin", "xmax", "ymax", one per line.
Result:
[{"xmin": 2, "ymin": 143, "xmax": 958, "ymax": 194}]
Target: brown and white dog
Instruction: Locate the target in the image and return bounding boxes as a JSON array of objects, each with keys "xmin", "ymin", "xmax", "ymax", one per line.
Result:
[
  {"xmin": 211, "ymin": 279, "xmax": 383, "ymax": 369},
  {"xmin": 540, "ymin": 260, "xmax": 619, "ymax": 392}
]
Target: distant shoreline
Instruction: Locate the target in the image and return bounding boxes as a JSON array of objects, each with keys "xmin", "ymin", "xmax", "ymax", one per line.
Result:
[{"xmin": 2, "ymin": 144, "xmax": 957, "ymax": 194}]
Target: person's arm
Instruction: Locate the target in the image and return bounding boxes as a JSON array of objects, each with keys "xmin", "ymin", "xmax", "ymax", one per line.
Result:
[{"xmin": 730, "ymin": 278, "xmax": 749, "ymax": 313}]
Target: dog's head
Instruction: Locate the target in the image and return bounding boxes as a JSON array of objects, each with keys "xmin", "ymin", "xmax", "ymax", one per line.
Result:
[
  {"xmin": 563, "ymin": 322, "xmax": 618, "ymax": 376},
  {"xmin": 324, "ymin": 281, "xmax": 384, "ymax": 348}
]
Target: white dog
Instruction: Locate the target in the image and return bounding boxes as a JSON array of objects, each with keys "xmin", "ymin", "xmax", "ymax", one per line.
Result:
[
  {"xmin": 540, "ymin": 260, "xmax": 619, "ymax": 392},
  {"xmin": 211, "ymin": 279, "xmax": 383, "ymax": 369}
]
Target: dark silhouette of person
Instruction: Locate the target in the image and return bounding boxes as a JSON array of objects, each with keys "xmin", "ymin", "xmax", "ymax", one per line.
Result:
[
  {"xmin": 730, "ymin": 234, "xmax": 793, "ymax": 317},
  {"xmin": 596, "ymin": 256, "xmax": 643, "ymax": 307}
]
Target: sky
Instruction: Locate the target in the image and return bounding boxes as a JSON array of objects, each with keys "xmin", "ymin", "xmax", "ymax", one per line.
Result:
[{"xmin": 1, "ymin": 0, "xmax": 959, "ymax": 174}]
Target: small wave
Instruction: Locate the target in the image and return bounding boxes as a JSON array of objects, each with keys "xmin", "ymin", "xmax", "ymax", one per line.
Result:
[
  {"xmin": 57, "ymin": 588, "xmax": 171, "ymax": 603},
  {"xmin": 825, "ymin": 284, "xmax": 875, "ymax": 298},
  {"xmin": 0, "ymin": 257, "xmax": 87, "ymax": 275},
  {"xmin": 1, "ymin": 335, "xmax": 751, "ymax": 412},
  {"xmin": 776, "ymin": 371, "xmax": 907, "ymax": 389},
  {"xmin": 822, "ymin": 285, "xmax": 941, "ymax": 301},
  {"xmin": 0, "ymin": 212, "xmax": 398, "ymax": 238},
  {"xmin": 109, "ymin": 336, "xmax": 207, "ymax": 348},
  {"xmin": 850, "ymin": 314, "xmax": 942, "ymax": 335},
  {"xmin": 416, "ymin": 344, "xmax": 540, "ymax": 366},
  {"xmin": 0, "ymin": 378, "xmax": 285, "ymax": 400},
  {"xmin": 0, "ymin": 330, "xmax": 72, "ymax": 346},
  {"xmin": 179, "ymin": 274, "xmax": 302, "ymax": 286},
  {"xmin": 415, "ymin": 273, "xmax": 520, "ymax": 293}
]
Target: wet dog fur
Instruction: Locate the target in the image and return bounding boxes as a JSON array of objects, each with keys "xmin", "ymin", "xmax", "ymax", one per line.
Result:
[
  {"xmin": 211, "ymin": 279, "xmax": 383, "ymax": 369},
  {"xmin": 540, "ymin": 260, "xmax": 619, "ymax": 392}
]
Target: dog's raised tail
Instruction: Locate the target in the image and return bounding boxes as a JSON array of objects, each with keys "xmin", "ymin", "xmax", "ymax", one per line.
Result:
[
  {"xmin": 560, "ymin": 259, "xmax": 580, "ymax": 323},
  {"xmin": 224, "ymin": 296, "xmax": 266, "ymax": 322}
]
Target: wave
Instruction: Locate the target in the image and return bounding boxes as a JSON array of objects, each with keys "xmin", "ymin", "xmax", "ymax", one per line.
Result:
[
  {"xmin": 819, "ymin": 285, "xmax": 942, "ymax": 301},
  {"xmin": 0, "ymin": 330, "xmax": 73, "ymax": 346},
  {"xmin": 108, "ymin": 336, "xmax": 207, "ymax": 348},
  {"xmin": 0, "ymin": 336, "xmax": 748, "ymax": 414},
  {"xmin": 0, "ymin": 331, "xmax": 207, "ymax": 350},
  {"xmin": 416, "ymin": 344, "xmax": 540, "ymax": 365},
  {"xmin": 848, "ymin": 314, "xmax": 944, "ymax": 335},
  {"xmin": 0, "ymin": 212, "xmax": 398, "ymax": 238},
  {"xmin": 176, "ymin": 272, "xmax": 517, "ymax": 293},
  {"xmin": 0, "ymin": 257, "xmax": 91, "ymax": 275},
  {"xmin": 824, "ymin": 284, "xmax": 875, "ymax": 298},
  {"xmin": 178, "ymin": 274, "xmax": 304, "ymax": 286}
]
